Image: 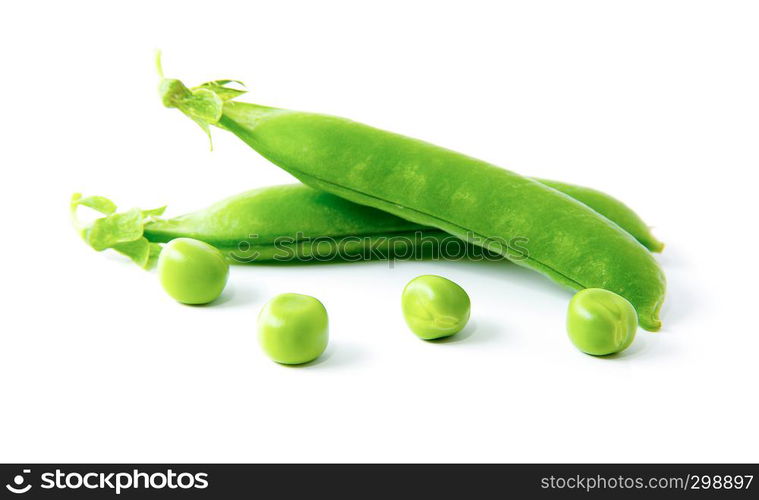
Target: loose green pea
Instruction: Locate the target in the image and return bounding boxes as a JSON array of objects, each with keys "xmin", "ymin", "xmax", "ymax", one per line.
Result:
[
  {"xmin": 157, "ymin": 238, "xmax": 229, "ymax": 304},
  {"xmin": 401, "ymin": 275, "xmax": 471, "ymax": 340},
  {"xmin": 566, "ymin": 288, "xmax": 637, "ymax": 356},
  {"xmin": 258, "ymin": 293, "xmax": 329, "ymax": 365}
]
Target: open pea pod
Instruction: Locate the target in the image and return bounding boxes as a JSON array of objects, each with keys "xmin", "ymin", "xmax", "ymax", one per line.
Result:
[{"xmin": 158, "ymin": 60, "xmax": 666, "ymax": 331}]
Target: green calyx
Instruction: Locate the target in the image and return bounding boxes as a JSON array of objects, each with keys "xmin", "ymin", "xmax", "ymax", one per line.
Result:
[
  {"xmin": 70, "ymin": 193, "xmax": 166, "ymax": 269},
  {"xmin": 156, "ymin": 51, "xmax": 246, "ymax": 148}
]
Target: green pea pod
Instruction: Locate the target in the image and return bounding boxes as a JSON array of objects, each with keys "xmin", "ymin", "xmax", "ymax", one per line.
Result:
[
  {"xmin": 145, "ymin": 184, "xmax": 463, "ymax": 263},
  {"xmin": 158, "ymin": 65, "xmax": 666, "ymax": 331},
  {"xmin": 76, "ymin": 179, "xmax": 661, "ymax": 265},
  {"xmin": 143, "ymin": 182, "xmax": 662, "ymax": 261},
  {"xmin": 74, "ymin": 178, "xmax": 661, "ymax": 267}
]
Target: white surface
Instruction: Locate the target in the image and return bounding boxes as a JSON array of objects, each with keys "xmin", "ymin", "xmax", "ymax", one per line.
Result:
[{"xmin": 1, "ymin": 0, "xmax": 758, "ymax": 463}]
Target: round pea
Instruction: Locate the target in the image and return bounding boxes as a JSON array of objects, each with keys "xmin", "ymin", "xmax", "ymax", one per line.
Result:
[
  {"xmin": 157, "ymin": 238, "xmax": 229, "ymax": 305},
  {"xmin": 567, "ymin": 288, "xmax": 637, "ymax": 356},
  {"xmin": 258, "ymin": 293, "xmax": 329, "ymax": 365},
  {"xmin": 401, "ymin": 275, "xmax": 471, "ymax": 340}
]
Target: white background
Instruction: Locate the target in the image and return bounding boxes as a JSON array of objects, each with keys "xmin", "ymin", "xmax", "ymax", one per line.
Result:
[{"xmin": 1, "ymin": 0, "xmax": 757, "ymax": 462}]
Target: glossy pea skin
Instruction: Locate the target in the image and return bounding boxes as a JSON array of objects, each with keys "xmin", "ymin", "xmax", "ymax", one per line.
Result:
[
  {"xmin": 567, "ymin": 288, "xmax": 637, "ymax": 356},
  {"xmin": 157, "ymin": 238, "xmax": 229, "ymax": 304},
  {"xmin": 402, "ymin": 275, "xmax": 471, "ymax": 340},
  {"xmin": 258, "ymin": 293, "xmax": 329, "ymax": 365}
]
